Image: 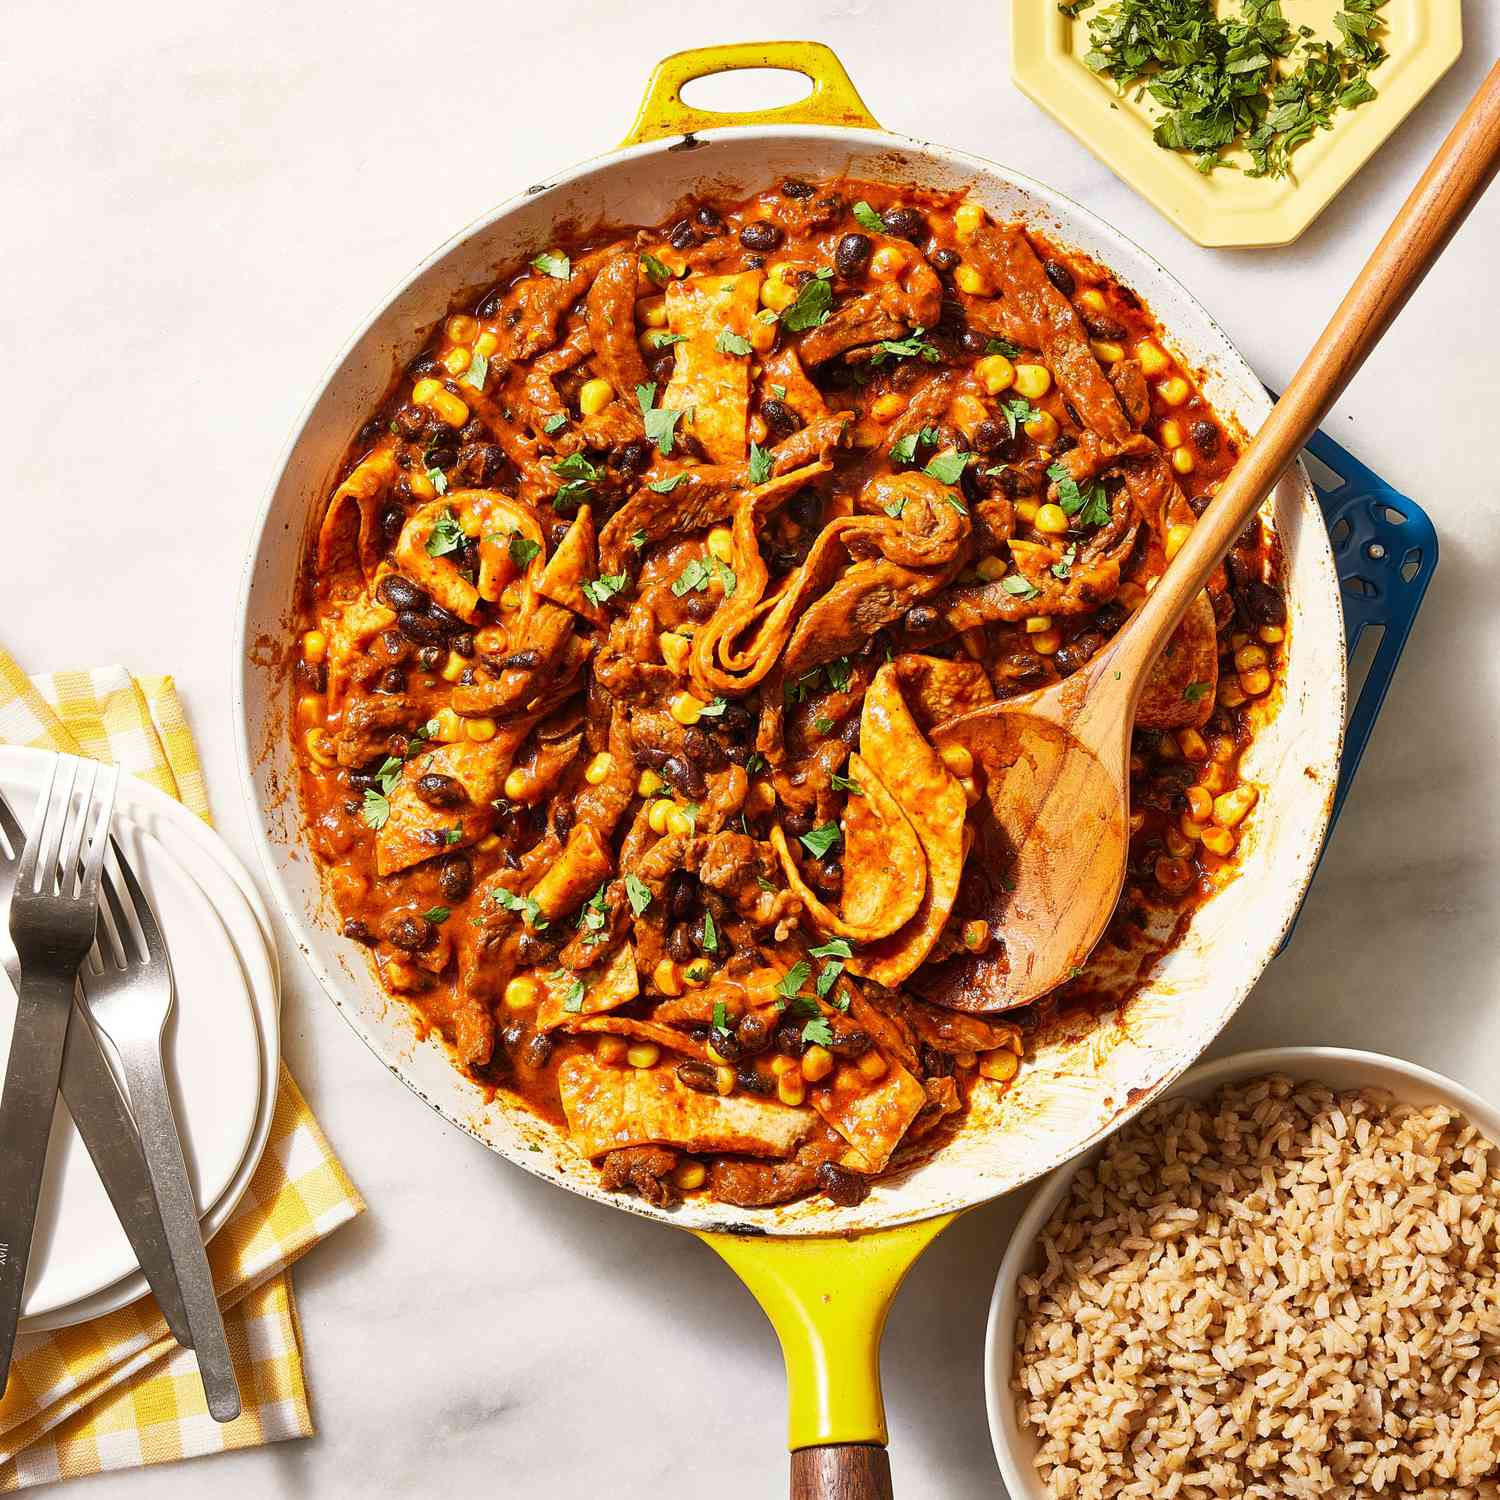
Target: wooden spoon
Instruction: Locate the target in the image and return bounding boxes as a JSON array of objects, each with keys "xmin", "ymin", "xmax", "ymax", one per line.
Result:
[{"xmin": 923, "ymin": 59, "xmax": 1500, "ymax": 1017}]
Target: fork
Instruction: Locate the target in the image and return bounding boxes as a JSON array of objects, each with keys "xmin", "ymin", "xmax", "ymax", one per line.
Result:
[
  {"xmin": 0, "ymin": 788, "xmax": 191, "ymax": 1348},
  {"xmin": 83, "ymin": 840, "xmax": 242, "ymax": 1421},
  {"xmin": 0, "ymin": 755, "xmax": 118, "ymax": 1391}
]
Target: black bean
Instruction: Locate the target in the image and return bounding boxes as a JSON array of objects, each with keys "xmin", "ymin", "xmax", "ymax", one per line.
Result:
[
  {"xmin": 904, "ymin": 603, "xmax": 940, "ymax": 633},
  {"xmin": 780, "ymin": 179, "xmax": 814, "ymax": 199},
  {"xmin": 450, "ymin": 631, "xmax": 475, "ymax": 658},
  {"xmin": 516, "ymin": 931, "xmax": 557, "ymax": 966},
  {"xmin": 761, "ymin": 398, "xmax": 800, "ymax": 437},
  {"xmin": 1093, "ymin": 601, "xmax": 1128, "ymax": 634},
  {"xmin": 342, "ymin": 917, "xmax": 375, "ymax": 945},
  {"xmin": 817, "ymin": 1162, "xmax": 871, "ymax": 1207},
  {"xmin": 680, "ymin": 726, "xmax": 727, "ymax": 770},
  {"xmin": 921, "ymin": 1044, "xmax": 954, "ymax": 1079},
  {"xmin": 736, "ymin": 1065, "xmax": 774, "ymax": 1096},
  {"xmin": 1082, "ymin": 311, "xmax": 1126, "ymax": 341},
  {"xmin": 457, "ymin": 442, "xmax": 507, "ymax": 486},
  {"xmin": 715, "ymin": 702, "xmax": 754, "ymax": 742},
  {"xmin": 293, "ymin": 659, "xmax": 327, "ymax": 694},
  {"xmin": 1054, "ymin": 632, "xmax": 1105, "ymax": 676},
  {"xmin": 826, "ymin": 1023, "xmax": 871, "ymax": 1058},
  {"xmin": 661, "ymin": 755, "xmax": 706, "ymax": 799},
  {"xmin": 521, "ymin": 1031, "xmax": 553, "ymax": 1069},
  {"xmin": 666, "ymin": 872, "xmax": 696, "ymax": 920},
  {"xmin": 1243, "ymin": 577, "xmax": 1286, "ymax": 627},
  {"xmin": 385, "ymin": 915, "xmax": 434, "ymax": 952},
  {"xmin": 773, "ymin": 1021, "xmax": 807, "ymax": 1057},
  {"xmin": 1044, "ymin": 258, "xmax": 1077, "ymax": 297},
  {"xmin": 406, "ymin": 353, "xmax": 441, "ymax": 379},
  {"xmin": 782, "ymin": 805, "xmax": 815, "ymax": 839},
  {"xmin": 614, "ymin": 439, "xmax": 651, "ymax": 475},
  {"xmin": 695, "ymin": 204, "xmax": 726, "ymax": 233},
  {"xmin": 375, "ymin": 668, "xmax": 406, "ymax": 695},
  {"xmin": 396, "ymin": 610, "xmax": 444, "ymax": 645},
  {"xmin": 393, "ymin": 405, "xmax": 427, "ymax": 441},
  {"xmin": 378, "ymin": 574, "xmax": 430, "ymax": 613},
  {"xmin": 425, "ymin": 444, "xmax": 457, "ymax": 471},
  {"xmin": 835, "ymin": 233, "xmax": 872, "ymax": 277},
  {"xmin": 416, "ymin": 644, "xmax": 444, "ymax": 672},
  {"xmin": 668, "ymin": 218, "xmax": 698, "ymax": 251},
  {"xmin": 738, "ymin": 220, "xmax": 783, "ymax": 252},
  {"xmin": 743, "ymin": 253, "xmax": 765, "ymax": 270},
  {"xmin": 427, "ymin": 602, "xmax": 466, "ymax": 635},
  {"xmin": 881, "ymin": 206, "xmax": 926, "ymax": 242},
  {"xmin": 648, "ymin": 354, "xmax": 676, "ymax": 386},
  {"xmin": 551, "ymin": 804, "xmax": 575, "ymax": 841},
  {"xmin": 500, "ymin": 1020, "xmax": 527, "ymax": 1053},
  {"xmin": 476, "ymin": 286, "xmax": 504, "ymax": 319},
  {"xmin": 972, "ymin": 420, "xmax": 1007, "ymax": 455},
  {"xmin": 1190, "ymin": 419, "xmax": 1220, "ymax": 456},
  {"xmin": 379, "ymin": 504, "xmax": 406, "ymax": 543},
  {"xmin": 668, "ymin": 922, "xmax": 699, "ymax": 964},
  {"xmin": 676, "ymin": 1060, "xmax": 720, "ymax": 1095},
  {"xmin": 437, "ymin": 853, "xmax": 474, "ymax": 901},
  {"xmin": 929, "ymin": 246, "xmax": 960, "ymax": 272},
  {"xmin": 736, "ymin": 1012, "xmax": 772, "ymax": 1055},
  {"xmin": 683, "ymin": 592, "xmax": 715, "ymax": 623},
  {"xmin": 415, "ymin": 773, "xmax": 465, "ymax": 808}
]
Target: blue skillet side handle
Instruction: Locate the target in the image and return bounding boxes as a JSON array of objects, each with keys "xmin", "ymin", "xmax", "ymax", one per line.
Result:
[{"xmin": 1279, "ymin": 426, "xmax": 1439, "ymax": 949}]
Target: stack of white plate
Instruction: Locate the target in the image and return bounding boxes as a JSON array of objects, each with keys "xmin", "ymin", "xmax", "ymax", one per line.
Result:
[{"xmin": 0, "ymin": 746, "xmax": 281, "ymax": 1333}]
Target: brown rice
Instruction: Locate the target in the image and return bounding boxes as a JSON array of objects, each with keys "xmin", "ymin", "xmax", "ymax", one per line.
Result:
[{"xmin": 1013, "ymin": 1074, "xmax": 1500, "ymax": 1498}]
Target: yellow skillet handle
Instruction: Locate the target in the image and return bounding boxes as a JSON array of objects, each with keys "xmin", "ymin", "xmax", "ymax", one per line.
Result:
[
  {"xmin": 620, "ymin": 41, "xmax": 880, "ymax": 149},
  {"xmin": 698, "ymin": 1214, "xmax": 955, "ymax": 1498}
]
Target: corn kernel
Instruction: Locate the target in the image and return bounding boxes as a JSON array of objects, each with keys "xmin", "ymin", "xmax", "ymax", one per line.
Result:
[
  {"xmin": 953, "ymin": 201, "xmax": 986, "ymax": 239},
  {"xmin": 1234, "ymin": 644, "xmax": 1268, "ymax": 673},
  {"xmin": 1170, "ymin": 445, "xmax": 1196, "ymax": 475},
  {"xmin": 952, "ymin": 1051, "xmax": 978, "ymax": 1071},
  {"xmin": 442, "ymin": 345, "xmax": 471, "ymax": 377},
  {"xmin": 760, "ymin": 277, "xmax": 797, "ymax": 312},
  {"xmin": 296, "ymin": 692, "xmax": 323, "ymax": 725},
  {"xmin": 446, "ymin": 314, "xmax": 478, "ymax": 344},
  {"xmin": 1230, "ymin": 630, "xmax": 1250, "ymax": 650},
  {"xmin": 1015, "ymin": 499, "xmax": 1039, "ymax": 525},
  {"xmin": 653, "ymin": 959, "xmax": 683, "ymax": 996},
  {"xmin": 975, "ymin": 354, "xmax": 1015, "ymax": 394},
  {"xmin": 939, "ymin": 742, "xmax": 973, "ymax": 778},
  {"xmin": 1202, "ymin": 826, "xmax": 1236, "ymax": 857},
  {"xmin": 801, "ymin": 1044, "xmax": 834, "ymax": 1083},
  {"xmin": 622, "ymin": 1042, "xmax": 658, "ymax": 1070},
  {"xmin": 1090, "ymin": 340, "xmax": 1125, "ymax": 364},
  {"xmin": 1199, "ymin": 763, "xmax": 1229, "ymax": 794},
  {"xmin": 715, "ymin": 1066, "xmax": 737, "ymax": 1096},
  {"xmin": 432, "ymin": 389, "xmax": 469, "ymax": 427},
  {"xmin": 638, "ymin": 769, "xmax": 664, "ymax": 797},
  {"xmin": 952, "ymin": 394, "xmax": 987, "ymax": 433},
  {"xmin": 304, "ymin": 727, "xmax": 336, "ymax": 768},
  {"xmin": 639, "ymin": 295, "xmax": 668, "ymax": 327},
  {"xmin": 871, "ymin": 245, "xmax": 908, "ymax": 281},
  {"xmin": 408, "ymin": 469, "xmax": 436, "ymax": 501},
  {"xmin": 412, "ymin": 377, "xmax": 441, "ymax": 405},
  {"xmin": 1159, "ymin": 419, "xmax": 1184, "ymax": 449},
  {"xmin": 1014, "ymin": 363, "xmax": 1052, "ymax": 400},
  {"xmin": 503, "ymin": 976, "xmax": 538, "ymax": 1010},
  {"xmin": 1034, "ymin": 503, "xmax": 1069, "ymax": 535},
  {"xmin": 474, "ymin": 331, "xmax": 498, "ymax": 359},
  {"xmin": 1211, "ymin": 735, "xmax": 1237, "ymax": 763},
  {"xmin": 434, "ymin": 708, "xmax": 464, "ymax": 743},
  {"xmin": 464, "ymin": 716, "xmax": 496, "ymax": 742},
  {"xmin": 1077, "ymin": 288, "xmax": 1107, "ymax": 313},
  {"xmin": 871, "ymin": 391, "xmax": 908, "ymax": 421},
  {"xmin": 585, "ymin": 751, "xmax": 614, "ymax": 786},
  {"xmin": 1258, "ymin": 624, "xmax": 1285, "ymax": 645},
  {"xmin": 662, "ymin": 1159, "xmax": 703, "ymax": 1193},
  {"xmin": 1240, "ymin": 667, "xmax": 1272, "ymax": 696},
  {"xmin": 1032, "ymin": 629, "xmax": 1062, "ymax": 656},
  {"xmin": 503, "ymin": 766, "xmax": 532, "ymax": 800},
  {"xmin": 1023, "ymin": 410, "xmax": 1060, "ymax": 445},
  {"xmin": 575, "ymin": 377, "xmax": 613, "ymax": 417},
  {"xmin": 961, "ymin": 919, "xmax": 991, "ymax": 953},
  {"xmin": 1178, "ymin": 728, "xmax": 1208, "ymax": 762},
  {"xmin": 975, "ymin": 554, "xmax": 1008, "ymax": 582},
  {"xmin": 1025, "ymin": 614, "xmax": 1053, "ymax": 635},
  {"xmin": 1213, "ymin": 785, "xmax": 1259, "ymax": 828},
  {"xmin": 500, "ymin": 586, "xmax": 521, "ymax": 611},
  {"xmin": 979, "ymin": 1049, "xmax": 1019, "ymax": 1083},
  {"xmin": 857, "ymin": 1051, "xmax": 888, "ymax": 1082},
  {"xmin": 778, "ymin": 1073, "xmax": 807, "ymax": 1107},
  {"xmin": 1165, "ymin": 522, "xmax": 1194, "ymax": 561},
  {"xmin": 1155, "ymin": 855, "xmax": 1192, "ymax": 890},
  {"xmin": 1180, "ymin": 813, "xmax": 1206, "ymax": 841},
  {"xmin": 683, "ymin": 957, "xmax": 712, "ymax": 986},
  {"xmin": 769, "ymin": 1054, "xmax": 797, "ymax": 1077},
  {"xmin": 1136, "ymin": 339, "xmax": 1170, "ymax": 376},
  {"xmin": 953, "ymin": 264, "xmax": 986, "ymax": 295},
  {"xmin": 666, "ymin": 808, "xmax": 694, "ymax": 837},
  {"xmin": 302, "ymin": 628, "xmax": 327, "ymax": 664},
  {"xmin": 384, "ymin": 959, "xmax": 419, "ymax": 991},
  {"xmin": 1158, "ymin": 376, "xmax": 1190, "ymax": 406},
  {"xmin": 707, "ymin": 527, "xmax": 734, "ymax": 563},
  {"xmin": 647, "ymin": 799, "xmax": 673, "ymax": 834},
  {"xmin": 1218, "ymin": 678, "xmax": 1247, "ymax": 708},
  {"xmin": 1164, "ymin": 827, "xmax": 1192, "ymax": 857},
  {"xmin": 439, "ymin": 651, "xmax": 466, "ymax": 683},
  {"xmin": 658, "ymin": 631, "xmax": 691, "ymax": 675},
  {"xmin": 669, "ymin": 690, "xmax": 707, "ymax": 726},
  {"xmin": 596, "ymin": 1036, "xmax": 627, "ymax": 1065}
]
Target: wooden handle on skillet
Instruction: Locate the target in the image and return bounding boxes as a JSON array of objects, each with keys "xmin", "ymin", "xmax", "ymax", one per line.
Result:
[
  {"xmin": 792, "ymin": 1444, "xmax": 893, "ymax": 1499},
  {"xmin": 1099, "ymin": 57, "xmax": 1500, "ymax": 697}
]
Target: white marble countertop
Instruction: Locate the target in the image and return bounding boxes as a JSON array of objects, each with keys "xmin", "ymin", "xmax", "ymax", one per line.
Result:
[{"xmin": 4, "ymin": 2, "xmax": 1498, "ymax": 1494}]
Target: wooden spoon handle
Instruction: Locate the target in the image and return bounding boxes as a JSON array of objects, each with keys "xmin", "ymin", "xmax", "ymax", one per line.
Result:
[{"xmin": 1104, "ymin": 57, "xmax": 1500, "ymax": 693}]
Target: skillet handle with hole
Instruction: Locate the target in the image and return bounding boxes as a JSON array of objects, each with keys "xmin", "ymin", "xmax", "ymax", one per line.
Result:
[
  {"xmin": 699, "ymin": 1216, "xmax": 953, "ymax": 1500},
  {"xmin": 619, "ymin": 41, "xmax": 880, "ymax": 148}
]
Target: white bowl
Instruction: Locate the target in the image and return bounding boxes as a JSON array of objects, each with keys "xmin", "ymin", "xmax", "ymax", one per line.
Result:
[{"xmin": 983, "ymin": 1045, "xmax": 1500, "ymax": 1500}]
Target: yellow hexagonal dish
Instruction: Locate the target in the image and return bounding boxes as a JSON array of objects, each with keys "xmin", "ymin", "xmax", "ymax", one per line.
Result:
[{"xmin": 1012, "ymin": 0, "xmax": 1463, "ymax": 248}]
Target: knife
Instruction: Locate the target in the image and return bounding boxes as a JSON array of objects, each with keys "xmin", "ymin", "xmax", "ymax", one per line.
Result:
[{"xmin": 0, "ymin": 791, "xmax": 190, "ymax": 1346}]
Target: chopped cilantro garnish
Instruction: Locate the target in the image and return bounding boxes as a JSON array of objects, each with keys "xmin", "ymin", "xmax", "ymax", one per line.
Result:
[
  {"xmin": 830, "ymin": 771, "xmax": 863, "ymax": 796},
  {"xmin": 648, "ymin": 473, "xmax": 688, "ymax": 493},
  {"xmin": 986, "ymin": 336, "xmax": 1022, "ymax": 358},
  {"xmin": 551, "ymin": 451, "xmax": 600, "ymax": 511},
  {"xmin": 812, "ymin": 716, "xmax": 834, "ymax": 736},
  {"xmin": 625, "ymin": 873, "xmax": 653, "ymax": 916},
  {"xmin": 509, "ymin": 534, "xmax": 541, "ymax": 568},
  {"xmin": 1047, "ymin": 461, "xmax": 1110, "ymax": 528},
  {"xmin": 423, "ymin": 906, "xmax": 451, "ymax": 925},
  {"xmin": 776, "ymin": 961, "xmax": 813, "ymax": 999},
  {"xmin": 713, "ymin": 559, "xmax": 737, "ymax": 598},
  {"xmin": 646, "ymin": 329, "xmax": 688, "ymax": 349},
  {"xmin": 870, "ymin": 327, "xmax": 941, "ymax": 367},
  {"xmin": 800, "ymin": 822, "xmax": 841, "ymax": 859},
  {"xmin": 810, "ymin": 938, "xmax": 854, "ymax": 960},
  {"xmin": 462, "ymin": 352, "xmax": 488, "ymax": 391},
  {"xmin": 999, "ymin": 395, "xmax": 1042, "ymax": 437},
  {"xmin": 360, "ymin": 789, "xmax": 390, "ymax": 830},
  {"xmin": 802, "ymin": 1016, "xmax": 835, "ymax": 1048},
  {"xmin": 1001, "ymin": 574, "xmax": 1041, "ymax": 600},
  {"xmin": 701, "ymin": 909, "xmax": 719, "ymax": 954},
  {"xmin": 1183, "ymin": 680, "xmax": 1211, "ymax": 703},
  {"xmin": 1052, "ymin": 543, "xmax": 1078, "ymax": 580},
  {"xmin": 581, "ymin": 573, "xmax": 628, "ymax": 606},
  {"xmin": 715, "ymin": 328, "xmax": 752, "ymax": 356},
  {"xmin": 628, "ymin": 528, "xmax": 648, "ymax": 550},
  {"xmin": 560, "ymin": 974, "xmax": 587, "ymax": 1013},
  {"xmin": 531, "ymin": 250, "xmax": 571, "ymax": 280},
  {"xmin": 640, "ymin": 251, "xmax": 673, "ymax": 286},
  {"xmin": 824, "ymin": 657, "xmax": 852, "ymax": 694},
  {"xmin": 747, "ymin": 441, "xmax": 773, "ymax": 486},
  {"xmin": 924, "ymin": 451, "xmax": 973, "ymax": 486},
  {"xmin": 780, "ymin": 269, "xmax": 835, "ymax": 331},
  {"xmin": 671, "ymin": 558, "xmax": 712, "ymax": 596},
  {"xmin": 490, "ymin": 886, "xmax": 548, "ymax": 931},
  {"xmin": 851, "ymin": 200, "xmax": 886, "ymax": 234},
  {"xmin": 543, "ymin": 411, "xmax": 567, "ymax": 434},
  {"xmin": 443, "ymin": 828, "xmax": 462, "ymax": 846},
  {"xmin": 815, "ymin": 962, "xmax": 845, "ymax": 999},
  {"xmin": 698, "ymin": 697, "xmax": 728, "ymax": 719},
  {"xmin": 424, "ymin": 506, "xmax": 463, "ymax": 556}
]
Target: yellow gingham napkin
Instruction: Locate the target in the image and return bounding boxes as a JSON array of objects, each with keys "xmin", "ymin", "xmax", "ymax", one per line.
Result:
[{"xmin": 0, "ymin": 650, "xmax": 364, "ymax": 1490}]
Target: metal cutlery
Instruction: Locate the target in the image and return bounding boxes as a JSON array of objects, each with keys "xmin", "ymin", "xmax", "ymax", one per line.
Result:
[
  {"xmin": 0, "ymin": 755, "xmax": 118, "ymax": 1391},
  {"xmin": 83, "ymin": 840, "xmax": 241, "ymax": 1421},
  {"xmin": 0, "ymin": 788, "xmax": 191, "ymax": 1348}
]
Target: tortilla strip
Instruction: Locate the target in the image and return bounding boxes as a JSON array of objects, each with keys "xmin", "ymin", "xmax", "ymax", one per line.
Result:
[
  {"xmin": 530, "ymin": 823, "xmax": 612, "ymax": 921},
  {"xmin": 584, "ymin": 250, "xmax": 651, "ymax": 405},
  {"xmin": 1136, "ymin": 588, "xmax": 1219, "ymax": 730},
  {"xmin": 808, "ymin": 1058, "xmax": 927, "ymax": 1173},
  {"xmin": 662, "ymin": 271, "xmax": 763, "ymax": 464},
  {"xmin": 536, "ymin": 505, "xmax": 605, "ymax": 626},
  {"xmin": 375, "ymin": 774, "xmax": 490, "ymax": 877},
  {"xmin": 315, "ymin": 447, "xmax": 397, "ymax": 581},
  {"xmin": 891, "ymin": 654, "xmax": 995, "ymax": 731},
  {"xmin": 768, "ymin": 755, "xmax": 925, "ymax": 943},
  {"xmin": 849, "ymin": 665, "xmax": 968, "ymax": 986},
  {"xmin": 759, "ymin": 346, "xmax": 828, "ymax": 424},
  {"xmin": 394, "ymin": 499, "xmax": 482, "ymax": 623},
  {"xmin": 561, "ymin": 1017, "xmax": 709, "ymax": 1060},
  {"xmin": 413, "ymin": 727, "xmax": 533, "ymax": 806},
  {"xmin": 558, "ymin": 1055, "xmax": 810, "ymax": 1159},
  {"xmin": 535, "ymin": 942, "xmax": 639, "ymax": 1032},
  {"xmin": 324, "ymin": 596, "xmax": 395, "ymax": 713},
  {"xmin": 455, "ymin": 490, "xmax": 547, "ymax": 605}
]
